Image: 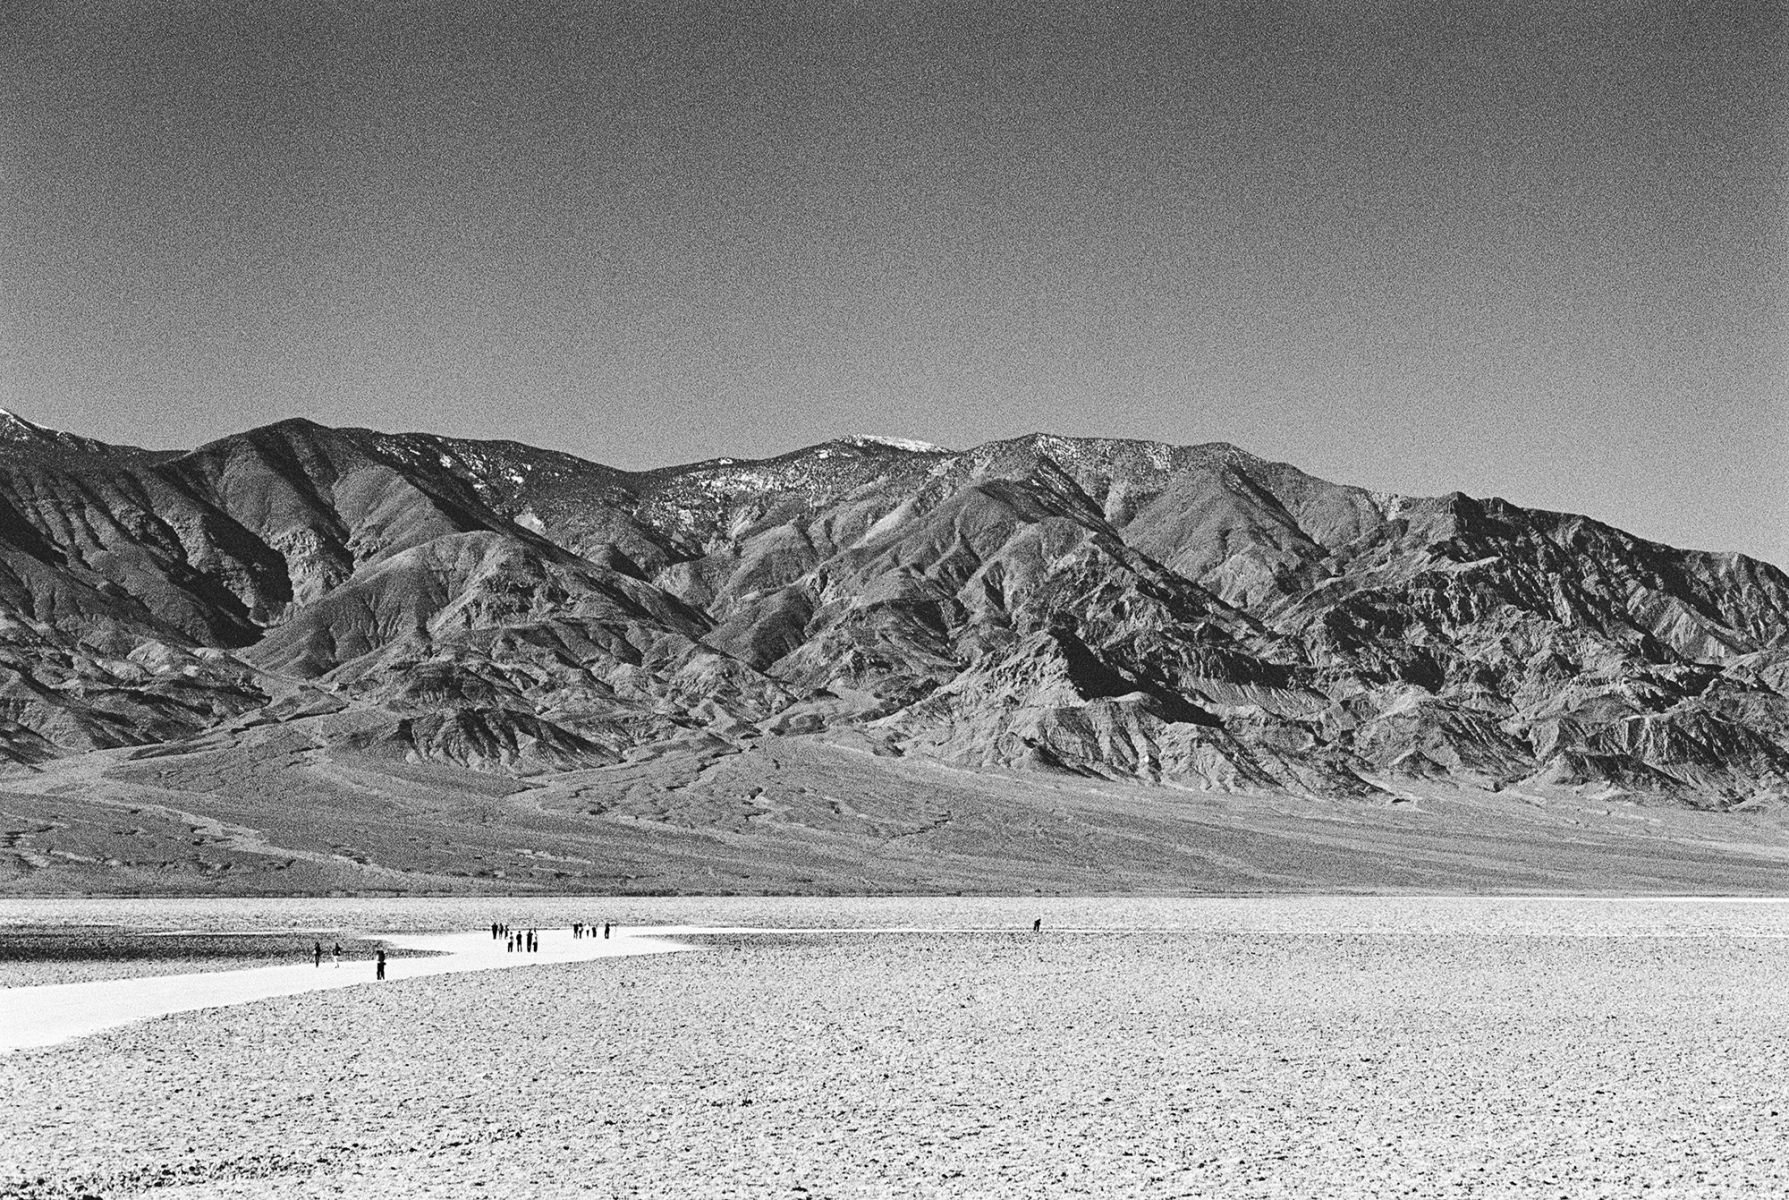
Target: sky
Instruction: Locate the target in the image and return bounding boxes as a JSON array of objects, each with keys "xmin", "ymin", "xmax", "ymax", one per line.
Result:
[{"xmin": 2, "ymin": 0, "xmax": 1784, "ymax": 565}]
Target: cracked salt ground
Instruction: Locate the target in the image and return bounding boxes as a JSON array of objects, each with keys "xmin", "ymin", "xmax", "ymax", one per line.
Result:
[
  {"xmin": 0, "ymin": 929, "xmax": 690, "ymax": 1053},
  {"xmin": 9, "ymin": 920, "xmax": 1789, "ymax": 1197}
]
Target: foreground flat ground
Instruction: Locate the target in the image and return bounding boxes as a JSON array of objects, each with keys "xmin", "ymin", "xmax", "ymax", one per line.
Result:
[{"xmin": 5, "ymin": 915, "xmax": 1789, "ymax": 1197}]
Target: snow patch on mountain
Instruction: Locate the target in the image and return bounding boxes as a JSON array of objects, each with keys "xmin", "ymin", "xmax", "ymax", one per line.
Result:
[{"xmin": 841, "ymin": 435, "xmax": 951, "ymax": 454}]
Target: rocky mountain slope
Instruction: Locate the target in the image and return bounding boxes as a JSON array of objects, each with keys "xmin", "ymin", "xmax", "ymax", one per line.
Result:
[{"xmin": 0, "ymin": 408, "xmax": 1784, "ymax": 810}]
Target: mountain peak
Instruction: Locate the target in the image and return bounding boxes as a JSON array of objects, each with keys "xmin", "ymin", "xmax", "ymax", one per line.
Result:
[
  {"xmin": 0, "ymin": 406, "xmax": 49, "ymax": 437},
  {"xmin": 0, "ymin": 407, "xmax": 115, "ymax": 455},
  {"xmin": 0, "ymin": 412, "xmax": 1779, "ymax": 813},
  {"xmin": 838, "ymin": 434, "xmax": 952, "ymax": 454}
]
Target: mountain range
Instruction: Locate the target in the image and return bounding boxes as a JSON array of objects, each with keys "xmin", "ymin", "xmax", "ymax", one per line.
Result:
[{"xmin": 0, "ymin": 405, "xmax": 1783, "ymax": 822}]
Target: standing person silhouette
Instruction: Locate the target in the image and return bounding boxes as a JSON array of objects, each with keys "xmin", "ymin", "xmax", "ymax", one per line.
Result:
[
  {"xmin": 312, "ymin": 941, "xmax": 322, "ymax": 968},
  {"xmin": 375, "ymin": 949, "xmax": 386, "ymax": 981},
  {"xmin": 1032, "ymin": 918, "xmax": 1042, "ymax": 933},
  {"xmin": 603, "ymin": 922, "xmax": 610, "ymax": 940},
  {"xmin": 331, "ymin": 942, "xmax": 341, "ymax": 968}
]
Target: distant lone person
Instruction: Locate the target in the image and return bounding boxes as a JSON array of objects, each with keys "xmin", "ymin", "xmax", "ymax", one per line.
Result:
[
  {"xmin": 332, "ymin": 942, "xmax": 342, "ymax": 968},
  {"xmin": 1032, "ymin": 918, "xmax": 1042, "ymax": 933},
  {"xmin": 313, "ymin": 941, "xmax": 322, "ymax": 968},
  {"xmin": 375, "ymin": 949, "xmax": 386, "ymax": 981}
]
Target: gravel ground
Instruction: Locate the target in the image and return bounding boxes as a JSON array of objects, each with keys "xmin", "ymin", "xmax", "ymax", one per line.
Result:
[{"xmin": 6, "ymin": 927, "xmax": 1789, "ymax": 1198}]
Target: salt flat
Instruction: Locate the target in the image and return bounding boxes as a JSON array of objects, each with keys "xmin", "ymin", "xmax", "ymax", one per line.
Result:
[
  {"xmin": 5, "ymin": 897, "xmax": 1789, "ymax": 1198},
  {"xmin": 0, "ymin": 928, "xmax": 689, "ymax": 1054}
]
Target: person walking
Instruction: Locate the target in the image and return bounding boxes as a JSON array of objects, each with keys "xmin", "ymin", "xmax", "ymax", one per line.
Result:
[
  {"xmin": 375, "ymin": 949, "xmax": 386, "ymax": 981},
  {"xmin": 313, "ymin": 940, "xmax": 322, "ymax": 968},
  {"xmin": 1033, "ymin": 918, "xmax": 1042, "ymax": 933}
]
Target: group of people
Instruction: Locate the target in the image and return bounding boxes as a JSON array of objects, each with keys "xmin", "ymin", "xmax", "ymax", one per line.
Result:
[
  {"xmin": 307, "ymin": 920, "xmax": 623, "ymax": 982},
  {"xmin": 492, "ymin": 922, "xmax": 539, "ymax": 952},
  {"xmin": 312, "ymin": 939, "xmax": 386, "ymax": 978},
  {"xmin": 487, "ymin": 921, "xmax": 612, "ymax": 951}
]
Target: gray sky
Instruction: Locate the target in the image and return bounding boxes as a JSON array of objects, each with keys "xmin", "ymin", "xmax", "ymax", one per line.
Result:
[{"xmin": 3, "ymin": 0, "xmax": 1784, "ymax": 565}]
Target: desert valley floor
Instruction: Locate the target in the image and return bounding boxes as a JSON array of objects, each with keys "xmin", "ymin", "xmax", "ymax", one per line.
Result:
[
  {"xmin": 6, "ymin": 897, "xmax": 1789, "ymax": 1198},
  {"xmin": 8, "ymin": 733, "xmax": 1789, "ymax": 1197},
  {"xmin": 7, "ymin": 732, "xmax": 1789, "ymax": 898}
]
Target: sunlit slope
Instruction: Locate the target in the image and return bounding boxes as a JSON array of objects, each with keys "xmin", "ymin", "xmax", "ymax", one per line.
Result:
[{"xmin": 0, "ymin": 411, "xmax": 1784, "ymax": 821}]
